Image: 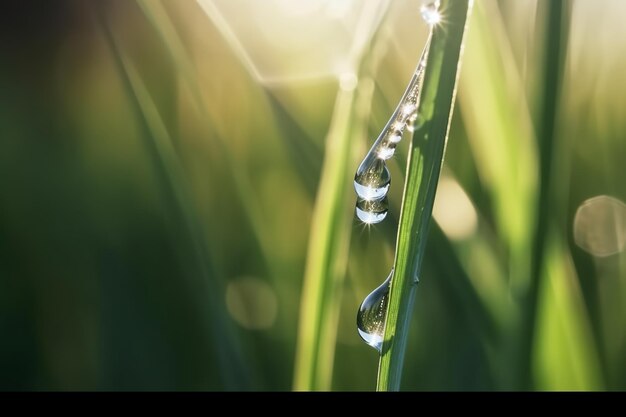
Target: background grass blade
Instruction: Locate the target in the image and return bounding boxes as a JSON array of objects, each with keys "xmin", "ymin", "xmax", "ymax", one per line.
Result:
[
  {"xmin": 377, "ymin": 0, "xmax": 473, "ymax": 392},
  {"xmin": 98, "ymin": 9, "xmax": 248, "ymax": 389},
  {"xmin": 292, "ymin": 4, "xmax": 391, "ymax": 390}
]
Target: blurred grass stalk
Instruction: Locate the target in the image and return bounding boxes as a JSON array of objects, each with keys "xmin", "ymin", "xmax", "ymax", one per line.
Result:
[
  {"xmin": 377, "ymin": 0, "xmax": 472, "ymax": 391},
  {"xmin": 460, "ymin": 0, "xmax": 603, "ymax": 389},
  {"xmin": 97, "ymin": 6, "xmax": 248, "ymax": 388},
  {"xmin": 136, "ymin": 0, "xmax": 277, "ymax": 266},
  {"xmin": 291, "ymin": 85, "xmax": 357, "ymax": 391},
  {"xmin": 292, "ymin": 5, "xmax": 390, "ymax": 391},
  {"xmin": 458, "ymin": 0, "xmax": 537, "ymax": 387},
  {"xmin": 529, "ymin": 0, "xmax": 603, "ymax": 390}
]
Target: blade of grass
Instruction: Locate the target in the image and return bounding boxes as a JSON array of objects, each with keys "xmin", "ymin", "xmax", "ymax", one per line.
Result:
[
  {"xmin": 458, "ymin": 0, "xmax": 538, "ymax": 297},
  {"xmin": 97, "ymin": 9, "xmax": 248, "ymax": 389},
  {"xmin": 135, "ymin": 0, "xmax": 276, "ymax": 265},
  {"xmin": 292, "ymin": 4, "xmax": 391, "ymax": 391},
  {"xmin": 523, "ymin": 0, "xmax": 572, "ymax": 389},
  {"xmin": 292, "ymin": 85, "xmax": 358, "ymax": 391},
  {"xmin": 533, "ymin": 234, "xmax": 603, "ymax": 390},
  {"xmin": 376, "ymin": 0, "xmax": 473, "ymax": 391},
  {"xmin": 527, "ymin": 0, "xmax": 603, "ymax": 390}
]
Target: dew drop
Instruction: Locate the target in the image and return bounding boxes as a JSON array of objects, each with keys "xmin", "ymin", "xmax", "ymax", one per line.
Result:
[
  {"xmin": 388, "ymin": 132, "xmax": 402, "ymax": 144},
  {"xmin": 357, "ymin": 270, "xmax": 392, "ymax": 353},
  {"xmin": 352, "ymin": 20, "xmax": 432, "ymax": 220},
  {"xmin": 354, "ymin": 154, "xmax": 391, "ymax": 201},
  {"xmin": 421, "ymin": 0, "xmax": 441, "ymax": 26},
  {"xmin": 355, "ymin": 196, "xmax": 389, "ymax": 225},
  {"xmin": 376, "ymin": 143, "xmax": 396, "ymax": 160}
]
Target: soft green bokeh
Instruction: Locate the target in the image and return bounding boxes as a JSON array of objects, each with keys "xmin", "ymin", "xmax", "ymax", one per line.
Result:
[{"xmin": 0, "ymin": 0, "xmax": 624, "ymax": 390}]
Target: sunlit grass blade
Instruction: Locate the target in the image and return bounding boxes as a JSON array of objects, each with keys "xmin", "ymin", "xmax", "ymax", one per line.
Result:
[
  {"xmin": 98, "ymin": 10, "xmax": 248, "ymax": 389},
  {"xmin": 526, "ymin": 0, "xmax": 603, "ymax": 390},
  {"xmin": 293, "ymin": 4, "xmax": 392, "ymax": 390},
  {"xmin": 135, "ymin": 0, "xmax": 276, "ymax": 263},
  {"xmin": 292, "ymin": 85, "xmax": 358, "ymax": 391},
  {"xmin": 533, "ymin": 235, "xmax": 603, "ymax": 390},
  {"xmin": 458, "ymin": 0, "xmax": 538, "ymax": 296},
  {"xmin": 377, "ymin": 0, "xmax": 473, "ymax": 392}
]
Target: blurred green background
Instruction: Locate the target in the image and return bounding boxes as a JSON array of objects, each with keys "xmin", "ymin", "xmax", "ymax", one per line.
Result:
[{"xmin": 1, "ymin": 0, "xmax": 625, "ymax": 391}]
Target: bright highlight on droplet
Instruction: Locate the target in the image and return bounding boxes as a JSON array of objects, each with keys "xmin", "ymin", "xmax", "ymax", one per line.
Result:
[
  {"xmin": 420, "ymin": 0, "xmax": 442, "ymax": 26},
  {"xmin": 573, "ymin": 195, "xmax": 626, "ymax": 257},
  {"xmin": 432, "ymin": 175, "xmax": 478, "ymax": 240},
  {"xmin": 402, "ymin": 103, "xmax": 417, "ymax": 116},
  {"xmin": 226, "ymin": 277, "xmax": 278, "ymax": 330},
  {"xmin": 376, "ymin": 145, "xmax": 396, "ymax": 160}
]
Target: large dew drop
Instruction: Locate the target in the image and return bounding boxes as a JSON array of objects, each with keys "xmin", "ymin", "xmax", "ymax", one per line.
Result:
[
  {"xmin": 355, "ymin": 196, "xmax": 389, "ymax": 225},
  {"xmin": 356, "ymin": 270, "xmax": 392, "ymax": 353}
]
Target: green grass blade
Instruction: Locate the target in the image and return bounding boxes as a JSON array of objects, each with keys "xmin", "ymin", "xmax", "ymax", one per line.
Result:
[
  {"xmin": 376, "ymin": 0, "xmax": 473, "ymax": 391},
  {"xmin": 97, "ymin": 11, "xmax": 248, "ymax": 389},
  {"xmin": 292, "ymin": 5, "xmax": 392, "ymax": 391},
  {"xmin": 458, "ymin": 0, "xmax": 538, "ymax": 296},
  {"xmin": 533, "ymin": 234, "xmax": 603, "ymax": 390},
  {"xmin": 135, "ymin": 0, "xmax": 276, "ymax": 264},
  {"xmin": 292, "ymin": 86, "xmax": 358, "ymax": 391}
]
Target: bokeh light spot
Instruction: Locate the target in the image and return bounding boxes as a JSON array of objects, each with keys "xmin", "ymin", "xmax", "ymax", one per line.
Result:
[
  {"xmin": 573, "ymin": 195, "xmax": 626, "ymax": 257},
  {"xmin": 226, "ymin": 277, "xmax": 278, "ymax": 330}
]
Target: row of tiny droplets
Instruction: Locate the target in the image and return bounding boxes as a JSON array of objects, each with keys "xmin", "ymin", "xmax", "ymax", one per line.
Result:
[{"xmin": 355, "ymin": 0, "xmax": 441, "ymax": 353}]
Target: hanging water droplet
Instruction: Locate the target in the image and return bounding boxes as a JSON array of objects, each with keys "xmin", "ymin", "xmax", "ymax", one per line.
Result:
[
  {"xmin": 421, "ymin": 0, "xmax": 442, "ymax": 26},
  {"xmin": 357, "ymin": 270, "xmax": 392, "ymax": 353},
  {"xmin": 355, "ymin": 196, "xmax": 389, "ymax": 225},
  {"xmin": 352, "ymin": 23, "xmax": 432, "ymax": 223},
  {"xmin": 354, "ymin": 154, "xmax": 391, "ymax": 201}
]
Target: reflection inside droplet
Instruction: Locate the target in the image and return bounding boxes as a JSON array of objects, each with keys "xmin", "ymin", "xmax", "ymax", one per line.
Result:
[
  {"xmin": 356, "ymin": 197, "xmax": 389, "ymax": 225},
  {"xmin": 376, "ymin": 143, "xmax": 396, "ymax": 160},
  {"xmin": 354, "ymin": 155, "xmax": 391, "ymax": 201},
  {"xmin": 357, "ymin": 270, "xmax": 392, "ymax": 353},
  {"xmin": 573, "ymin": 195, "xmax": 626, "ymax": 257}
]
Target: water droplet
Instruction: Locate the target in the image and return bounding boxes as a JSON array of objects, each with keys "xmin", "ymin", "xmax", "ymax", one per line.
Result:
[
  {"xmin": 357, "ymin": 270, "xmax": 392, "ymax": 352},
  {"xmin": 352, "ymin": 26, "xmax": 431, "ymax": 222},
  {"xmin": 406, "ymin": 112, "xmax": 418, "ymax": 133},
  {"xmin": 354, "ymin": 154, "xmax": 391, "ymax": 201},
  {"xmin": 421, "ymin": 0, "xmax": 441, "ymax": 26},
  {"xmin": 355, "ymin": 196, "xmax": 389, "ymax": 225},
  {"xmin": 402, "ymin": 103, "xmax": 417, "ymax": 116},
  {"xmin": 376, "ymin": 143, "xmax": 396, "ymax": 160},
  {"xmin": 388, "ymin": 132, "xmax": 402, "ymax": 144}
]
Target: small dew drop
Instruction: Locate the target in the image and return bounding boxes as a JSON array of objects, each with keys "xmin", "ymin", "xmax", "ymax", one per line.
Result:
[
  {"xmin": 357, "ymin": 270, "xmax": 392, "ymax": 353},
  {"xmin": 376, "ymin": 144, "xmax": 396, "ymax": 160},
  {"xmin": 402, "ymin": 103, "xmax": 417, "ymax": 116},
  {"xmin": 388, "ymin": 132, "xmax": 402, "ymax": 144},
  {"xmin": 355, "ymin": 196, "xmax": 389, "ymax": 225},
  {"xmin": 421, "ymin": 0, "xmax": 442, "ymax": 26},
  {"xmin": 354, "ymin": 155, "xmax": 391, "ymax": 201}
]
